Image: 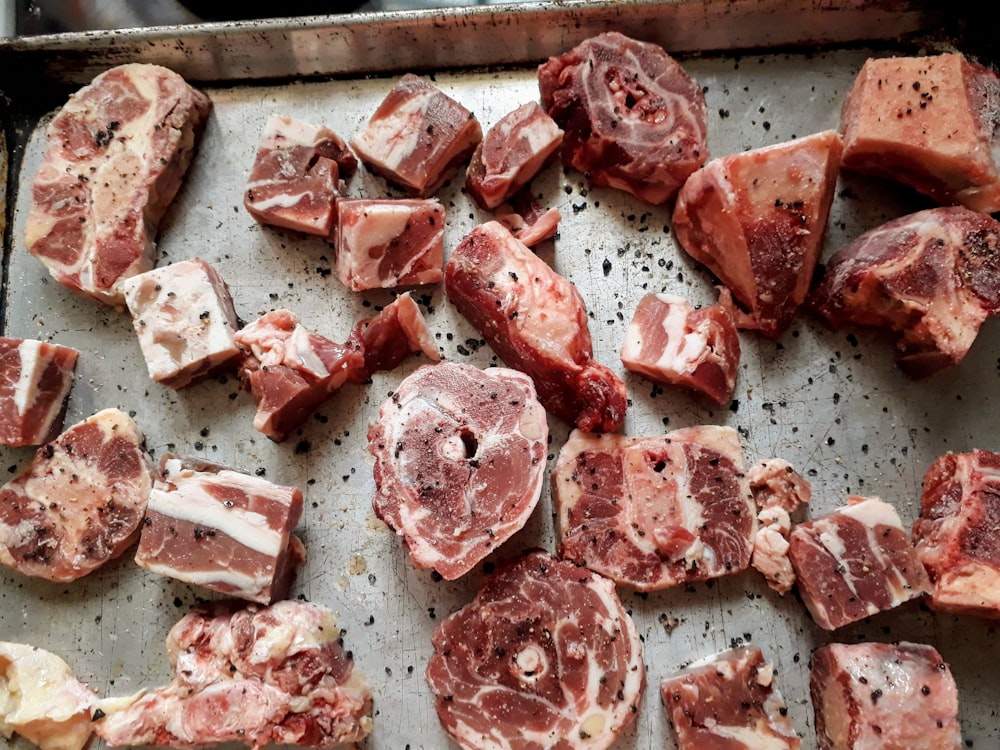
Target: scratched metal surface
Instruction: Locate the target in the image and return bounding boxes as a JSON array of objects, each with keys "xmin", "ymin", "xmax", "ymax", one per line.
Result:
[{"xmin": 2, "ymin": 13, "xmax": 999, "ymax": 750}]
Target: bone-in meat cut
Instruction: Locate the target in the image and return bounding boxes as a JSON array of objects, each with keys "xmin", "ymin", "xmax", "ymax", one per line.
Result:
[
  {"xmin": 0, "ymin": 408, "xmax": 151, "ymax": 582},
  {"xmin": 811, "ymin": 206, "xmax": 1000, "ymax": 378},
  {"xmin": 369, "ymin": 361, "xmax": 547, "ymax": 580},
  {"xmin": 552, "ymin": 426, "xmax": 755, "ymax": 591},
  {"xmin": 0, "ymin": 338, "xmax": 78, "ymax": 447},
  {"xmin": 426, "ymin": 549, "xmax": 644, "ymax": 749},
  {"xmin": 672, "ymin": 130, "xmax": 843, "ymax": 337},
  {"xmin": 810, "ymin": 641, "xmax": 962, "ymax": 750},
  {"xmin": 94, "ymin": 600, "xmax": 373, "ymax": 748},
  {"xmin": 445, "ymin": 220, "xmax": 626, "ymax": 432},
  {"xmin": 538, "ymin": 31, "xmax": 708, "ymax": 204},
  {"xmin": 24, "ymin": 63, "xmax": 211, "ymax": 305}
]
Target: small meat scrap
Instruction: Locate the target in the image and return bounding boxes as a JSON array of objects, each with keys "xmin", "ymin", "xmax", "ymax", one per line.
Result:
[
  {"xmin": 445, "ymin": 220, "xmax": 626, "ymax": 432},
  {"xmin": 25, "ymin": 64, "xmax": 211, "ymax": 305},
  {"xmin": 552, "ymin": 426, "xmax": 755, "ymax": 591},
  {"xmin": 350, "ymin": 73, "xmax": 482, "ymax": 197},
  {"xmin": 913, "ymin": 449, "xmax": 1000, "ymax": 618},
  {"xmin": 426, "ymin": 550, "xmax": 645, "ymax": 750},
  {"xmin": 788, "ymin": 496, "xmax": 930, "ymax": 630},
  {"xmin": 369, "ymin": 361, "xmax": 547, "ymax": 580},
  {"xmin": 244, "ymin": 113, "xmax": 354, "ymax": 236},
  {"xmin": 812, "ymin": 206, "xmax": 1000, "ymax": 378},
  {"xmin": 660, "ymin": 646, "xmax": 801, "ymax": 750},
  {"xmin": 810, "ymin": 641, "xmax": 962, "ymax": 750},
  {"xmin": 841, "ymin": 52, "xmax": 1000, "ymax": 212},
  {"xmin": 620, "ymin": 290, "xmax": 740, "ymax": 405},
  {"xmin": 496, "ymin": 206, "xmax": 562, "ymax": 247},
  {"xmin": 95, "ymin": 599, "xmax": 373, "ymax": 748},
  {"xmin": 465, "ymin": 102, "xmax": 564, "ymax": 209},
  {"xmin": 749, "ymin": 458, "xmax": 811, "ymax": 595},
  {"xmin": 335, "ymin": 198, "xmax": 444, "ymax": 290},
  {"xmin": 538, "ymin": 31, "xmax": 708, "ymax": 205},
  {"xmin": 0, "ymin": 408, "xmax": 152, "ymax": 582},
  {"xmin": 0, "ymin": 642, "xmax": 99, "ymax": 750},
  {"xmin": 122, "ymin": 258, "xmax": 241, "ymax": 389},
  {"xmin": 0, "ymin": 338, "xmax": 78, "ymax": 446},
  {"xmin": 135, "ymin": 455, "xmax": 305, "ymax": 604},
  {"xmin": 673, "ymin": 130, "xmax": 843, "ymax": 337}
]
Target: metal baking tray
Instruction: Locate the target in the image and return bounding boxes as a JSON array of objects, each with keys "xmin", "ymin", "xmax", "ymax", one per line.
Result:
[{"xmin": 2, "ymin": 2, "xmax": 998, "ymax": 748}]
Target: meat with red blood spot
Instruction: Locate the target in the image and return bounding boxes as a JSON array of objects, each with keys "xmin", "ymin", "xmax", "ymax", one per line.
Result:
[
  {"xmin": 427, "ymin": 550, "xmax": 644, "ymax": 749},
  {"xmin": 0, "ymin": 337, "xmax": 78, "ymax": 447}
]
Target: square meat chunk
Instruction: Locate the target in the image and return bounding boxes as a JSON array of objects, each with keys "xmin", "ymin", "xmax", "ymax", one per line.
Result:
[
  {"xmin": 335, "ymin": 198, "xmax": 444, "ymax": 290},
  {"xmin": 913, "ymin": 449, "xmax": 1000, "ymax": 618},
  {"xmin": 122, "ymin": 258, "xmax": 241, "ymax": 389},
  {"xmin": 350, "ymin": 74, "xmax": 482, "ymax": 197},
  {"xmin": 0, "ymin": 338, "xmax": 78, "ymax": 446},
  {"xmin": 788, "ymin": 496, "xmax": 930, "ymax": 629},
  {"xmin": 841, "ymin": 53, "xmax": 1000, "ymax": 212},
  {"xmin": 552, "ymin": 425, "xmax": 755, "ymax": 591},
  {"xmin": 810, "ymin": 642, "xmax": 962, "ymax": 750},
  {"xmin": 244, "ymin": 114, "xmax": 354, "ymax": 237},
  {"xmin": 660, "ymin": 646, "xmax": 801, "ymax": 750},
  {"xmin": 135, "ymin": 456, "xmax": 305, "ymax": 604}
]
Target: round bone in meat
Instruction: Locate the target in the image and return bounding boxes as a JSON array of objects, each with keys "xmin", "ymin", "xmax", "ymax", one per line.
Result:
[
  {"xmin": 427, "ymin": 549, "xmax": 645, "ymax": 749},
  {"xmin": 368, "ymin": 361, "xmax": 547, "ymax": 580}
]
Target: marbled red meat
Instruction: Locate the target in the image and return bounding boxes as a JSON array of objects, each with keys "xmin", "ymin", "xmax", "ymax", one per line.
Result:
[
  {"xmin": 95, "ymin": 600, "xmax": 372, "ymax": 748},
  {"xmin": 335, "ymin": 198, "xmax": 444, "ymax": 290},
  {"xmin": 0, "ymin": 338, "xmax": 78, "ymax": 447},
  {"xmin": 552, "ymin": 426, "xmax": 755, "ymax": 591},
  {"xmin": 913, "ymin": 449, "xmax": 1000, "ymax": 618},
  {"xmin": 840, "ymin": 53, "xmax": 1000, "ymax": 213},
  {"xmin": 135, "ymin": 455, "xmax": 305, "ymax": 604},
  {"xmin": 0, "ymin": 409, "xmax": 152, "ymax": 582},
  {"xmin": 24, "ymin": 64, "xmax": 211, "ymax": 305},
  {"xmin": 672, "ymin": 130, "xmax": 843, "ymax": 337},
  {"xmin": 810, "ymin": 642, "xmax": 961, "ymax": 750},
  {"xmin": 619, "ymin": 290, "xmax": 740, "ymax": 404},
  {"xmin": 350, "ymin": 73, "xmax": 482, "ymax": 197},
  {"xmin": 466, "ymin": 102, "xmax": 564, "ymax": 209},
  {"xmin": 426, "ymin": 550, "xmax": 644, "ymax": 749},
  {"xmin": 368, "ymin": 361, "xmax": 547, "ymax": 580},
  {"xmin": 538, "ymin": 31, "xmax": 708, "ymax": 204},
  {"xmin": 748, "ymin": 458, "xmax": 811, "ymax": 595},
  {"xmin": 660, "ymin": 646, "xmax": 801, "ymax": 750},
  {"xmin": 788, "ymin": 496, "xmax": 930, "ymax": 630},
  {"xmin": 812, "ymin": 206, "xmax": 1000, "ymax": 378},
  {"xmin": 445, "ymin": 220, "xmax": 626, "ymax": 432}
]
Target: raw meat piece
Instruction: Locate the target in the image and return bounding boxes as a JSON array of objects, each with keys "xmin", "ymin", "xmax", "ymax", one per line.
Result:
[
  {"xmin": 812, "ymin": 206, "xmax": 1000, "ymax": 378},
  {"xmin": 465, "ymin": 102, "xmax": 564, "ymax": 209},
  {"xmin": 335, "ymin": 198, "xmax": 444, "ymax": 290},
  {"xmin": 619, "ymin": 290, "xmax": 740, "ymax": 404},
  {"xmin": 0, "ymin": 408, "xmax": 152, "ymax": 582},
  {"xmin": 552, "ymin": 426, "xmax": 755, "ymax": 591},
  {"xmin": 122, "ymin": 258, "xmax": 241, "ymax": 389},
  {"xmin": 913, "ymin": 449, "xmax": 1000, "ymax": 618},
  {"xmin": 368, "ymin": 361, "xmax": 547, "ymax": 580},
  {"xmin": 840, "ymin": 52, "xmax": 1000, "ymax": 212},
  {"xmin": 236, "ymin": 294, "xmax": 437, "ymax": 441},
  {"xmin": 538, "ymin": 31, "xmax": 708, "ymax": 204},
  {"xmin": 24, "ymin": 63, "xmax": 211, "ymax": 305},
  {"xmin": 426, "ymin": 550, "xmax": 644, "ymax": 749},
  {"xmin": 0, "ymin": 338, "xmax": 78, "ymax": 446},
  {"xmin": 788, "ymin": 496, "xmax": 930, "ymax": 630},
  {"xmin": 135, "ymin": 455, "xmax": 305, "ymax": 604},
  {"xmin": 94, "ymin": 599, "xmax": 373, "ymax": 748},
  {"xmin": 445, "ymin": 220, "xmax": 626, "ymax": 432},
  {"xmin": 496, "ymin": 206, "xmax": 562, "ymax": 247},
  {"xmin": 244, "ymin": 113, "xmax": 354, "ymax": 236},
  {"xmin": 748, "ymin": 458, "xmax": 811, "ymax": 595},
  {"xmin": 672, "ymin": 130, "xmax": 843, "ymax": 337},
  {"xmin": 660, "ymin": 646, "xmax": 801, "ymax": 750},
  {"xmin": 0, "ymin": 642, "xmax": 98, "ymax": 750},
  {"xmin": 350, "ymin": 73, "xmax": 482, "ymax": 197},
  {"xmin": 810, "ymin": 641, "xmax": 961, "ymax": 750}
]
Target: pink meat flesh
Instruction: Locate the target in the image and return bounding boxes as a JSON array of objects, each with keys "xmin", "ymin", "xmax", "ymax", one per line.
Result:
[
  {"xmin": 748, "ymin": 458, "xmax": 811, "ymax": 595},
  {"xmin": 0, "ymin": 338, "xmax": 78, "ymax": 447}
]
